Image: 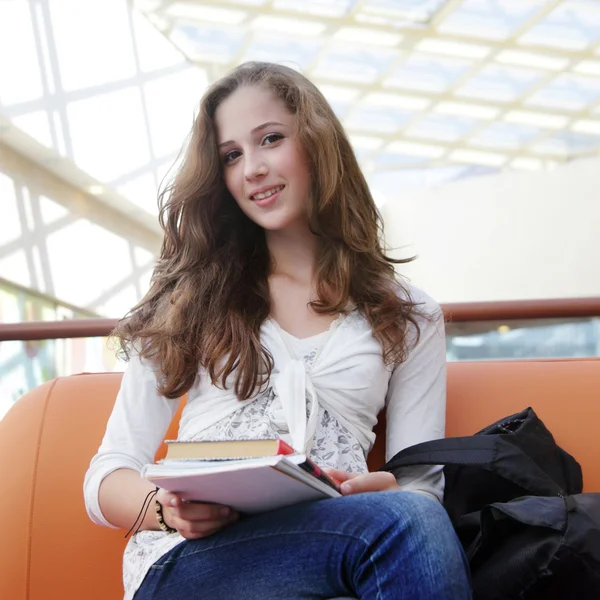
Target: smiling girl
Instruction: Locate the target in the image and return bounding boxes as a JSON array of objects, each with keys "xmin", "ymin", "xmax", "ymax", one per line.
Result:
[{"xmin": 84, "ymin": 62, "xmax": 471, "ymax": 600}]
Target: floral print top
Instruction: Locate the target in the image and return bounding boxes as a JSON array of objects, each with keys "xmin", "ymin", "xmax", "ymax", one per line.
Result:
[{"xmin": 122, "ymin": 329, "xmax": 369, "ymax": 600}]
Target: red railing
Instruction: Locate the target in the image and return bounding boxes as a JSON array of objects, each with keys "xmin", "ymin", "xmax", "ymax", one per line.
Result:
[{"xmin": 0, "ymin": 298, "xmax": 599, "ymax": 342}]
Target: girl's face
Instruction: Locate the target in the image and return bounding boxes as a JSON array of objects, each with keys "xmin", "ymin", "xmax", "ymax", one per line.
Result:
[{"xmin": 215, "ymin": 85, "xmax": 312, "ymax": 233}]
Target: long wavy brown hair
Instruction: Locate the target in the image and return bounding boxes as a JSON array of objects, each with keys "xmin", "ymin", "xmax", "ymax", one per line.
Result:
[{"xmin": 115, "ymin": 61, "xmax": 425, "ymax": 400}]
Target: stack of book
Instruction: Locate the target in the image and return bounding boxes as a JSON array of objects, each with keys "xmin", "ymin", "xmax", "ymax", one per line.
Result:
[{"xmin": 142, "ymin": 438, "xmax": 341, "ymax": 514}]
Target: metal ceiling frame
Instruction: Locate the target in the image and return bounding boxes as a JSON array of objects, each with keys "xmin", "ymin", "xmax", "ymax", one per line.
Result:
[{"xmin": 137, "ymin": 0, "xmax": 600, "ymax": 172}]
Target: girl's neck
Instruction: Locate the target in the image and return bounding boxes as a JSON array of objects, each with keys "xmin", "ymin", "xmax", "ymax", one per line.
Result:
[{"xmin": 266, "ymin": 224, "xmax": 319, "ymax": 284}]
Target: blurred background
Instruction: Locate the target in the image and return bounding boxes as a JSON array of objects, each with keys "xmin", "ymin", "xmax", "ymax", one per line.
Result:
[{"xmin": 1, "ymin": 0, "xmax": 600, "ymax": 418}]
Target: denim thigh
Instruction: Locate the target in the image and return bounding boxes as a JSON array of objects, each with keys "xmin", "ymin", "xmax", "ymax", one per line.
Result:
[{"xmin": 134, "ymin": 491, "xmax": 471, "ymax": 600}]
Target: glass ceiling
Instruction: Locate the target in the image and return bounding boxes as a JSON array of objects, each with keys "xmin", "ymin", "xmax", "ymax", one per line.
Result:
[{"xmin": 136, "ymin": 0, "xmax": 600, "ymax": 173}]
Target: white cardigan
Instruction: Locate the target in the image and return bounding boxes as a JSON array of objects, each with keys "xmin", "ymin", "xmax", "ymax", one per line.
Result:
[{"xmin": 84, "ymin": 284, "xmax": 447, "ymax": 527}]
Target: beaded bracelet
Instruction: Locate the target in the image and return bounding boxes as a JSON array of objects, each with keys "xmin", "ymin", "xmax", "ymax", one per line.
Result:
[{"xmin": 155, "ymin": 500, "xmax": 177, "ymax": 534}]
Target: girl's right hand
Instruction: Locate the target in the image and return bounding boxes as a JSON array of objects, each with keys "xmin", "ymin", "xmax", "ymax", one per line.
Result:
[{"xmin": 156, "ymin": 488, "xmax": 239, "ymax": 539}]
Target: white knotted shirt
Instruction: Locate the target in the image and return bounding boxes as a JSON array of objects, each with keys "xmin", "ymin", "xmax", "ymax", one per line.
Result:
[{"xmin": 84, "ymin": 284, "xmax": 446, "ymax": 599}]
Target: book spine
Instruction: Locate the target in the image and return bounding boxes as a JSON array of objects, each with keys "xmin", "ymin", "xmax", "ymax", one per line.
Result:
[{"xmin": 296, "ymin": 456, "xmax": 341, "ymax": 492}]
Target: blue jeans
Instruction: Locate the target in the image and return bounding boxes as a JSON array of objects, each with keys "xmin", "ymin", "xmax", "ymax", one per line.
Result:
[{"xmin": 134, "ymin": 491, "xmax": 471, "ymax": 599}]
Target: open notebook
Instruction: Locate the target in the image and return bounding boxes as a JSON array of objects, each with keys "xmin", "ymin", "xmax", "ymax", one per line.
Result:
[{"xmin": 142, "ymin": 453, "xmax": 341, "ymax": 514}]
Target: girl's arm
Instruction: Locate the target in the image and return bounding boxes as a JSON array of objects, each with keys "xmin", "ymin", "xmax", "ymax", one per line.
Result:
[
  {"xmin": 99, "ymin": 468, "xmax": 161, "ymax": 531},
  {"xmin": 84, "ymin": 352, "xmax": 179, "ymax": 530},
  {"xmin": 384, "ymin": 285, "xmax": 447, "ymax": 502},
  {"xmin": 98, "ymin": 469, "xmax": 239, "ymax": 537},
  {"xmin": 324, "ymin": 285, "xmax": 447, "ymax": 500},
  {"xmin": 85, "ymin": 353, "xmax": 238, "ymax": 537}
]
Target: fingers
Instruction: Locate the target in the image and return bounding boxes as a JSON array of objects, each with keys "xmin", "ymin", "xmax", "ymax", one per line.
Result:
[
  {"xmin": 155, "ymin": 489, "xmax": 239, "ymax": 539},
  {"xmin": 339, "ymin": 472, "xmax": 399, "ymax": 495},
  {"xmin": 156, "ymin": 488, "xmax": 180, "ymax": 508},
  {"xmin": 170, "ymin": 509, "xmax": 239, "ymax": 540},
  {"xmin": 178, "ymin": 502, "xmax": 234, "ymax": 522},
  {"xmin": 322, "ymin": 468, "xmax": 358, "ymax": 484}
]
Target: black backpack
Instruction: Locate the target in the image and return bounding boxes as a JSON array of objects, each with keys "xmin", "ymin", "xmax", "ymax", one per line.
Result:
[{"xmin": 380, "ymin": 407, "xmax": 600, "ymax": 599}]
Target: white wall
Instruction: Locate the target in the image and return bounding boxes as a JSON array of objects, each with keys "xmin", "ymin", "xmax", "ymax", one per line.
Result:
[{"xmin": 383, "ymin": 156, "xmax": 600, "ymax": 303}]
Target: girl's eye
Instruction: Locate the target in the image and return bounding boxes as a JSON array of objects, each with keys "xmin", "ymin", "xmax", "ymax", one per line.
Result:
[
  {"xmin": 223, "ymin": 150, "xmax": 241, "ymax": 164},
  {"xmin": 262, "ymin": 133, "xmax": 283, "ymax": 146}
]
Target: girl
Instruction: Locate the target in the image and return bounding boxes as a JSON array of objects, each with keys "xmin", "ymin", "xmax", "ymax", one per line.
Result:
[{"xmin": 84, "ymin": 62, "xmax": 471, "ymax": 600}]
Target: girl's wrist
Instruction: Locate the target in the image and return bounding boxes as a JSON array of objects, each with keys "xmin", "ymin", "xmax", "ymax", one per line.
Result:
[{"xmin": 155, "ymin": 500, "xmax": 177, "ymax": 533}]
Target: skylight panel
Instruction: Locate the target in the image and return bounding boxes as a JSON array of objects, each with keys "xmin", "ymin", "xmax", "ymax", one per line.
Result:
[
  {"xmin": 318, "ymin": 84, "xmax": 362, "ymax": 102},
  {"xmin": 344, "ymin": 106, "xmax": 415, "ymax": 133},
  {"xmin": 165, "ymin": 3, "xmax": 248, "ymax": 25},
  {"xmin": 416, "ymin": 38, "xmax": 492, "ymax": 60},
  {"xmin": 314, "ymin": 45, "xmax": 396, "ymax": 84},
  {"xmin": 531, "ymin": 131, "xmax": 600, "ymax": 156},
  {"xmin": 456, "ymin": 64, "xmax": 544, "ymax": 103},
  {"xmin": 349, "ymin": 134, "xmax": 385, "ymax": 151},
  {"xmin": 219, "ymin": 0, "xmax": 269, "ymax": 5},
  {"xmin": 135, "ymin": 0, "xmax": 163, "ymax": 12},
  {"xmin": 170, "ymin": 24, "xmax": 244, "ymax": 63},
  {"xmin": 504, "ymin": 110, "xmax": 569, "ymax": 129},
  {"xmin": 574, "ymin": 60, "xmax": 600, "ymax": 77},
  {"xmin": 510, "ymin": 157, "xmax": 545, "ymax": 171},
  {"xmin": 494, "ymin": 50, "xmax": 570, "ymax": 72},
  {"xmin": 406, "ymin": 114, "xmax": 479, "ymax": 143},
  {"xmin": 251, "ymin": 15, "xmax": 327, "ymax": 36},
  {"xmin": 449, "ymin": 149, "xmax": 508, "ymax": 167},
  {"xmin": 435, "ymin": 101, "xmax": 500, "ymax": 120},
  {"xmin": 468, "ymin": 123, "xmax": 541, "ymax": 150},
  {"xmin": 240, "ymin": 36, "xmax": 322, "ymax": 70},
  {"xmin": 518, "ymin": 1, "xmax": 600, "ymax": 51},
  {"xmin": 386, "ymin": 140, "xmax": 446, "ymax": 158},
  {"xmin": 383, "ymin": 54, "xmax": 472, "ymax": 94},
  {"xmin": 363, "ymin": 92, "xmax": 432, "ymax": 111},
  {"xmin": 317, "ymin": 83, "xmax": 361, "ymax": 118},
  {"xmin": 140, "ymin": 0, "xmax": 600, "ymax": 175},
  {"xmin": 438, "ymin": 0, "xmax": 547, "ymax": 41},
  {"xmin": 372, "ymin": 151, "xmax": 431, "ymax": 169},
  {"xmin": 274, "ymin": 0, "xmax": 353, "ymax": 18},
  {"xmin": 526, "ymin": 74, "xmax": 600, "ymax": 112},
  {"xmin": 571, "ymin": 119, "xmax": 600, "ymax": 135},
  {"xmin": 333, "ymin": 26, "xmax": 403, "ymax": 47},
  {"xmin": 359, "ymin": 0, "xmax": 448, "ymax": 24}
]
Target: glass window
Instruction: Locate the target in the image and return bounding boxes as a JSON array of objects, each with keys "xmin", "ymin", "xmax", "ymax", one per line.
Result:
[{"xmin": 446, "ymin": 318, "xmax": 600, "ymax": 361}]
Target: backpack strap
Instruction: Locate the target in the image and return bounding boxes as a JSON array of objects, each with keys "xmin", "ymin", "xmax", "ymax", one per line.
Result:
[{"xmin": 380, "ymin": 435, "xmax": 564, "ymax": 497}]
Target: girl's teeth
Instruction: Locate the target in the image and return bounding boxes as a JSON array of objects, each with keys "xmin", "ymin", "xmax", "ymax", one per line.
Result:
[{"xmin": 254, "ymin": 186, "xmax": 282, "ymax": 200}]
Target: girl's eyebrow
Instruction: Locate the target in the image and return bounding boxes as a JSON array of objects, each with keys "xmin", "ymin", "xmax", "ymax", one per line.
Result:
[{"xmin": 218, "ymin": 121, "xmax": 286, "ymax": 149}]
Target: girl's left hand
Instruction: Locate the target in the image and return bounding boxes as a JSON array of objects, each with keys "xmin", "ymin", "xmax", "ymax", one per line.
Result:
[{"xmin": 324, "ymin": 468, "xmax": 399, "ymax": 495}]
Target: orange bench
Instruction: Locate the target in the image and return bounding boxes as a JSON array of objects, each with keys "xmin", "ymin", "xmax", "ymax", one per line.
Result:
[{"xmin": 1, "ymin": 359, "xmax": 599, "ymax": 599}]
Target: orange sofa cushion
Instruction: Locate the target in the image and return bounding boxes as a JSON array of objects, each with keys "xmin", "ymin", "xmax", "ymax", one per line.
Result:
[{"xmin": 1, "ymin": 359, "xmax": 598, "ymax": 599}]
